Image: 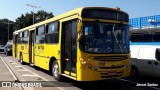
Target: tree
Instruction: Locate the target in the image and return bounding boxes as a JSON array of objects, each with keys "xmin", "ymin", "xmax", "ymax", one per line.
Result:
[
  {"xmin": 0, "ymin": 18, "xmax": 14, "ymax": 44},
  {"xmin": 14, "ymin": 10, "xmax": 54, "ymax": 30}
]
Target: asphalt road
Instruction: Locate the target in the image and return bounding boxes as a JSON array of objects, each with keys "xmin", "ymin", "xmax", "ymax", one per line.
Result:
[{"xmin": 0, "ymin": 54, "xmax": 160, "ymax": 90}]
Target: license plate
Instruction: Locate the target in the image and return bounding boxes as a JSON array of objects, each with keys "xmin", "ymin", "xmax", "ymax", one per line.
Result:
[{"xmin": 108, "ymin": 72, "xmax": 117, "ymax": 76}]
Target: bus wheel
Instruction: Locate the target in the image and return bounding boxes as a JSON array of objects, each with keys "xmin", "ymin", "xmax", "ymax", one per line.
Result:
[
  {"xmin": 20, "ymin": 54, "xmax": 24, "ymax": 64},
  {"xmin": 52, "ymin": 60, "xmax": 61, "ymax": 80},
  {"xmin": 131, "ymin": 66, "xmax": 138, "ymax": 77}
]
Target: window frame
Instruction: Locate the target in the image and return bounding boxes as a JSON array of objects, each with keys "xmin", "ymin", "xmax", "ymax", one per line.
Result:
[
  {"xmin": 45, "ymin": 21, "xmax": 59, "ymax": 44},
  {"xmin": 36, "ymin": 25, "xmax": 45, "ymax": 35},
  {"xmin": 18, "ymin": 30, "xmax": 29, "ymax": 44},
  {"xmin": 35, "ymin": 25, "xmax": 45, "ymax": 44},
  {"xmin": 22, "ymin": 30, "xmax": 29, "ymax": 44}
]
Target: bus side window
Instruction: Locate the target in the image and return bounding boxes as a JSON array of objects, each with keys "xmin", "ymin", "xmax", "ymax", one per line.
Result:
[{"xmin": 155, "ymin": 48, "xmax": 160, "ymax": 61}]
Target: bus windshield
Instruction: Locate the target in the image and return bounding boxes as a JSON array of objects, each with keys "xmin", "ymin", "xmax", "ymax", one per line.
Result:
[{"xmin": 80, "ymin": 22, "xmax": 129, "ymax": 54}]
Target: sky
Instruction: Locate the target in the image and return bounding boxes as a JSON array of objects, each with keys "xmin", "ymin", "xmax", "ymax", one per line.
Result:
[{"xmin": 0, "ymin": 0, "xmax": 160, "ymax": 21}]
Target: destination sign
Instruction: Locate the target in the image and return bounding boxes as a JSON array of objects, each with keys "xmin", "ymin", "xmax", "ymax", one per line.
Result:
[{"xmin": 82, "ymin": 9, "xmax": 129, "ymax": 22}]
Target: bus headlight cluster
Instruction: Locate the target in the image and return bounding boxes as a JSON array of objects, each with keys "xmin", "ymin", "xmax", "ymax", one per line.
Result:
[
  {"xmin": 88, "ymin": 64, "xmax": 98, "ymax": 71},
  {"xmin": 94, "ymin": 66, "xmax": 98, "ymax": 71},
  {"xmin": 88, "ymin": 64, "xmax": 92, "ymax": 69},
  {"xmin": 80, "ymin": 58, "xmax": 87, "ymax": 65}
]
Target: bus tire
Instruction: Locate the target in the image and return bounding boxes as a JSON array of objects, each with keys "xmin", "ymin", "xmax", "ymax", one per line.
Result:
[
  {"xmin": 52, "ymin": 60, "xmax": 61, "ymax": 81},
  {"xmin": 131, "ymin": 66, "xmax": 138, "ymax": 77},
  {"xmin": 19, "ymin": 54, "xmax": 24, "ymax": 65}
]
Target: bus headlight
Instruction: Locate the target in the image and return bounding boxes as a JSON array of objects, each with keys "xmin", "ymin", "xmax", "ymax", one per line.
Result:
[
  {"xmin": 80, "ymin": 58, "xmax": 87, "ymax": 65},
  {"xmin": 94, "ymin": 66, "xmax": 98, "ymax": 71},
  {"xmin": 88, "ymin": 64, "xmax": 92, "ymax": 69}
]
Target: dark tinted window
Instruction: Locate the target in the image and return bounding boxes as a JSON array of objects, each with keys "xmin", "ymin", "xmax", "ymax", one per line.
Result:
[
  {"xmin": 23, "ymin": 31, "xmax": 28, "ymax": 43},
  {"xmin": 45, "ymin": 33, "xmax": 59, "ymax": 43},
  {"xmin": 18, "ymin": 38, "xmax": 21, "ymax": 43},
  {"xmin": 35, "ymin": 25, "xmax": 45, "ymax": 44},
  {"xmin": 19, "ymin": 32, "xmax": 23, "ymax": 37},
  {"xmin": 35, "ymin": 35, "xmax": 45, "ymax": 44},
  {"xmin": 24, "ymin": 31, "xmax": 28, "ymax": 37},
  {"xmin": 22, "ymin": 37, "xmax": 28, "ymax": 43},
  {"xmin": 37, "ymin": 26, "xmax": 45, "ymax": 35},
  {"xmin": 82, "ymin": 9, "xmax": 128, "ymax": 22},
  {"xmin": 47, "ymin": 22, "xmax": 58, "ymax": 33},
  {"xmin": 45, "ymin": 22, "xmax": 59, "ymax": 43},
  {"xmin": 18, "ymin": 30, "xmax": 28, "ymax": 44}
]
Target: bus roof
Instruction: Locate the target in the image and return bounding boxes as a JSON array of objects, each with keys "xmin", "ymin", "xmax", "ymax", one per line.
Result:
[{"xmin": 13, "ymin": 7, "xmax": 128, "ymax": 34}]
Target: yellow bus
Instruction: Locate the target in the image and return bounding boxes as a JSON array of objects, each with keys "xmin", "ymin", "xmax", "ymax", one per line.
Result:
[{"xmin": 12, "ymin": 7, "xmax": 131, "ymax": 81}]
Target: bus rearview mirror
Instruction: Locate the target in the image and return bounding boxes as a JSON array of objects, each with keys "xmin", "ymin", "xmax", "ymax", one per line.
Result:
[{"xmin": 77, "ymin": 20, "xmax": 82, "ymax": 33}]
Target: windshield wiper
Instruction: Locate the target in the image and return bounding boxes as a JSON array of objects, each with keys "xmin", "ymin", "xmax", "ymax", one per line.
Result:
[{"xmin": 112, "ymin": 24, "xmax": 123, "ymax": 53}]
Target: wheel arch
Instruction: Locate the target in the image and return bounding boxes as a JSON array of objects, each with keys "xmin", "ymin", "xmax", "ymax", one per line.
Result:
[
  {"xmin": 131, "ymin": 65, "xmax": 138, "ymax": 71},
  {"xmin": 49, "ymin": 56, "xmax": 58, "ymax": 72},
  {"xmin": 131, "ymin": 65, "xmax": 139, "ymax": 76},
  {"xmin": 19, "ymin": 52, "xmax": 22, "ymax": 60}
]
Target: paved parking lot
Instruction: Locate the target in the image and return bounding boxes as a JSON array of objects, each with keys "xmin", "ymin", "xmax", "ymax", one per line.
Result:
[{"xmin": 0, "ymin": 54, "xmax": 160, "ymax": 90}]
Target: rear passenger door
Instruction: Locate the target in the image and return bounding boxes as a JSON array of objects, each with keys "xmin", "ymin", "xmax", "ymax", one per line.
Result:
[{"xmin": 137, "ymin": 47, "xmax": 154, "ymax": 75}]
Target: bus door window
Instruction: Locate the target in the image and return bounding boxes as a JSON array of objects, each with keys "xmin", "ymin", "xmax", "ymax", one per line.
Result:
[{"xmin": 63, "ymin": 20, "xmax": 77, "ymax": 73}]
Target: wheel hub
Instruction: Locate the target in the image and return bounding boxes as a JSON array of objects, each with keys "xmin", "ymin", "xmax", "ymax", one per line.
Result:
[{"xmin": 53, "ymin": 64, "xmax": 58, "ymax": 77}]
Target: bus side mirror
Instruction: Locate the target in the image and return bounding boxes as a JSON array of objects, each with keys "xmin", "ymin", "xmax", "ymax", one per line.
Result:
[
  {"xmin": 77, "ymin": 19, "xmax": 82, "ymax": 42},
  {"xmin": 77, "ymin": 19, "xmax": 82, "ymax": 33},
  {"xmin": 77, "ymin": 33, "xmax": 83, "ymax": 42}
]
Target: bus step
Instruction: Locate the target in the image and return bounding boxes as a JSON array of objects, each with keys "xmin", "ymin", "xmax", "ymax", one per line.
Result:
[{"xmin": 30, "ymin": 63, "xmax": 35, "ymax": 67}]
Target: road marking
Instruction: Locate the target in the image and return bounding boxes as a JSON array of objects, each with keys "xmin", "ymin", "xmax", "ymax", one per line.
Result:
[
  {"xmin": 4, "ymin": 57, "xmax": 66, "ymax": 90},
  {"xmin": 17, "ymin": 69, "xmax": 29, "ymax": 71},
  {"xmin": 0, "ymin": 57, "xmax": 17, "ymax": 81},
  {"xmin": 11, "ymin": 63, "xmax": 18, "ymax": 65},
  {"xmin": 117, "ymin": 78, "xmax": 160, "ymax": 90},
  {"xmin": 22, "ymin": 74, "xmax": 38, "ymax": 77},
  {"xmin": 9, "ymin": 61, "xmax": 13, "ymax": 63},
  {"xmin": 0, "ymin": 57, "xmax": 24, "ymax": 90},
  {"xmin": 14, "ymin": 66, "xmax": 22, "ymax": 67}
]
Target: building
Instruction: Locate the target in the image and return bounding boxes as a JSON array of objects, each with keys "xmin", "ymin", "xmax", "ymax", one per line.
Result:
[{"xmin": 129, "ymin": 15, "xmax": 160, "ymax": 30}]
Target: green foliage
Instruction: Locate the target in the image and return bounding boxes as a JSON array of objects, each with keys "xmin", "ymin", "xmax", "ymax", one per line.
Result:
[
  {"xmin": 14, "ymin": 10, "xmax": 54, "ymax": 30},
  {"xmin": 0, "ymin": 10, "xmax": 54, "ymax": 44},
  {"xmin": 0, "ymin": 18, "xmax": 14, "ymax": 44},
  {"xmin": 0, "ymin": 18, "xmax": 14, "ymax": 35}
]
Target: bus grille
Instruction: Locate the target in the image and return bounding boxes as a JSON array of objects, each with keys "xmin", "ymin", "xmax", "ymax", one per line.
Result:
[
  {"xmin": 100, "ymin": 72, "xmax": 123, "ymax": 78},
  {"xmin": 99, "ymin": 65, "xmax": 124, "ymax": 69},
  {"xmin": 93, "ymin": 56, "xmax": 128, "ymax": 61}
]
